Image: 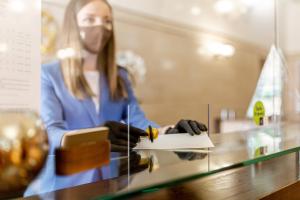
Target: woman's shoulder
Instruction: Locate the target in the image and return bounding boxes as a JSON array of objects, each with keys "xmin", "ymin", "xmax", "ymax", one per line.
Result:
[
  {"xmin": 42, "ymin": 60, "xmax": 61, "ymax": 72},
  {"xmin": 41, "ymin": 60, "xmax": 62, "ymax": 77},
  {"xmin": 41, "ymin": 60, "xmax": 64, "ymax": 85}
]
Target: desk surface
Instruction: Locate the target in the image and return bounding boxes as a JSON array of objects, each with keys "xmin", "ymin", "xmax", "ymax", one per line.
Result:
[
  {"xmin": 23, "ymin": 152, "xmax": 299, "ymax": 200},
  {"xmin": 14, "ymin": 123, "xmax": 300, "ymax": 199}
]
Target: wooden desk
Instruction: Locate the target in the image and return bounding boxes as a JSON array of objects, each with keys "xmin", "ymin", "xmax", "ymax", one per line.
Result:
[{"xmin": 22, "ymin": 152, "xmax": 299, "ymax": 200}]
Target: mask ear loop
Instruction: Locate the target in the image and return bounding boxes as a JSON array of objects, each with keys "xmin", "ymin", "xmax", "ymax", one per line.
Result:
[
  {"xmin": 77, "ymin": 28, "xmax": 87, "ymax": 59},
  {"xmin": 103, "ymin": 23, "xmax": 113, "ymax": 31},
  {"xmin": 79, "ymin": 30, "xmax": 86, "ymax": 40}
]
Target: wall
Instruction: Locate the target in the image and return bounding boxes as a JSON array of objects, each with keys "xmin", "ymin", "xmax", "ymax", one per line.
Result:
[
  {"xmin": 109, "ymin": 0, "xmax": 275, "ymax": 49},
  {"xmin": 113, "ymin": 8, "xmax": 265, "ymax": 129}
]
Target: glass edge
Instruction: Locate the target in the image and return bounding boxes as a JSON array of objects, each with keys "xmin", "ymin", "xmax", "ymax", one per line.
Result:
[{"xmin": 95, "ymin": 146, "xmax": 300, "ymax": 200}]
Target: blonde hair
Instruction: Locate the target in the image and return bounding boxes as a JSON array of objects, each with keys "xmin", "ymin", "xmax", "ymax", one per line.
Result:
[{"xmin": 60, "ymin": 0, "xmax": 127, "ymax": 100}]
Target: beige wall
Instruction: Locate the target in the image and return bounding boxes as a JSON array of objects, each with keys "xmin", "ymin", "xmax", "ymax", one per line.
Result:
[{"xmin": 113, "ymin": 8, "xmax": 266, "ymax": 131}]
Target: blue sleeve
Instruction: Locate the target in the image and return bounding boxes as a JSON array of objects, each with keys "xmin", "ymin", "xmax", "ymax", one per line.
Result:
[
  {"xmin": 120, "ymin": 68, "xmax": 160, "ymax": 130},
  {"xmin": 41, "ymin": 64, "xmax": 67, "ymax": 154}
]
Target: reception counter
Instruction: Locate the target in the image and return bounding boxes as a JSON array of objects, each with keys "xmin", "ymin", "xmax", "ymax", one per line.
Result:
[{"xmin": 16, "ymin": 123, "xmax": 300, "ymax": 199}]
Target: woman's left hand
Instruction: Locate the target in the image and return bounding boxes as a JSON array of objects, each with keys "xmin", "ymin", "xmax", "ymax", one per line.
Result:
[
  {"xmin": 165, "ymin": 119, "xmax": 207, "ymax": 136},
  {"xmin": 104, "ymin": 121, "xmax": 147, "ymax": 152}
]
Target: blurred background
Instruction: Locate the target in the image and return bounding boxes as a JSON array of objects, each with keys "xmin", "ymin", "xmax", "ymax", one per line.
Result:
[{"xmin": 41, "ymin": 0, "xmax": 300, "ymax": 133}]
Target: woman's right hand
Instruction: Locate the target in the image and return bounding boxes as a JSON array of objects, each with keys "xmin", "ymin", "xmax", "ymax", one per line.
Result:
[{"xmin": 104, "ymin": 121, "xmax": 147, "ymax": 152}]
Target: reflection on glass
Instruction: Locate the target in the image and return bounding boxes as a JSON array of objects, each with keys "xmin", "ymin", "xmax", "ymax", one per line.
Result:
[
  {"xmin": 247, "ymin": 45, "xmax": 285, "ymax": 119},
  {"xmin": 247, "ymin": 131, "xmax": 281, "ymax": 158},
  {"xmin": 56, "ymin": 47, "xmax": 76, "ymax": 59},
  {"xmin": 117, "ymin": 50, "xmax": 147, "ymax": 84}
]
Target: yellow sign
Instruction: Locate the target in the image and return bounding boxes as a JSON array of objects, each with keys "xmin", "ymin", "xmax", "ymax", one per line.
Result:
[{"xmin": 253, "ymin": 101, "xmax": 265, "ymax": 125}]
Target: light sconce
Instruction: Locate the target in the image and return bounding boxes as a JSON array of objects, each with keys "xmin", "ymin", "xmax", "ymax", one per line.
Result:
[
  {"xmin": 214, "ymin": 0, "xmax": 235, "ymax": 14},
  {"xmin": 0, "ymin": 43, "xmax": 8, "ymax": 53},
  {"xmin": 190, "ymin": 6, "xmax": 202, "ymax": 16},
  {"xmin": 9, "ymin": 0, "xmax": 26, "ymax": 13},
  {"xmin": 198, "ymin": 41, "xmax": 235, "ymax": 58},
  {"xmin": 214, "ymin": 0, "xmax": 257, "ymax": 16}
]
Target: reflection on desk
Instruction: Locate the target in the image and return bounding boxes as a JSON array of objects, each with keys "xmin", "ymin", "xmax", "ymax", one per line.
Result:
[
  {"xmin": 21, "ymin": 123, "xmax": 300, "ymax": 199},
  {"xmin": 24, "ymin": 149, "xmax": 206, "ymax": 197}
]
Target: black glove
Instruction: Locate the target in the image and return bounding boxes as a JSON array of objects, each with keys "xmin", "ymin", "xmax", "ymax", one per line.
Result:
[
  {"xmin": 174, "ymin": 152, "xmax": 207, "ymax": 161},
  {"xmin": 104, "ymin": 121, "xmax": 147, "ymax": 152},
  {"xmin": 166, "ymin": 119, "xmax": 207, "ymax": 136}
]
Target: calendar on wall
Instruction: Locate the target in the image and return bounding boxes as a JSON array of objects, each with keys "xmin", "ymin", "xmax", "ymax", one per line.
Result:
[{"xmin": 0, "ymin": 0, "xmax": 41, "ymax": 112}]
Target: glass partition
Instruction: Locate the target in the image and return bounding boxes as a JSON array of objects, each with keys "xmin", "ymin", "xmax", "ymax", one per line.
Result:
[
  {"xmin": 41, "ymin": 0, "xmax": 279, "ymax": 132},
  {"xmin": 17, "ymin": 0, "xmax": 300, "ymax": 199},
  {"xmin": 277, "ymin": 0, "xmax": 300, "ymax": 123}
]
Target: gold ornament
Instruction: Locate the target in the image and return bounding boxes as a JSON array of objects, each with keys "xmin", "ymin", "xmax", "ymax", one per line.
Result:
[
  {"xmin": 42, "ymin": 10, "xmax": 59, "ymax": 57},
  {"xmin": 0, "ymin": 111, "xmax": 48, "ymax": 198}
]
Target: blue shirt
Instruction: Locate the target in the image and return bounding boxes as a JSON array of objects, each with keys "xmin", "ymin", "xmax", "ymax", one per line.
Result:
[
  {"xmin": 41, "ymin": 61, "xmax": 158, "ymax": 154},
  {"xmin": 23, "ymin": 61, "xmax": 160, "ymax": 196}
]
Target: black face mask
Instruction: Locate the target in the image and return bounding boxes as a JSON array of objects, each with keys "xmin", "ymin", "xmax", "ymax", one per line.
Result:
[{"xmin": 79, "ymin": 25, "xmax": 112, "ymax": 54}]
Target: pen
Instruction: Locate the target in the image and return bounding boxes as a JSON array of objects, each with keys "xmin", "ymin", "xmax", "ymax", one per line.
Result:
[
  {"xmin": 145, "ymin": 126, "xmax": 158, "ymax": 142},
  {"xmin": 148, "ymin": 125, "xmax": 154, "ymax": 143}
]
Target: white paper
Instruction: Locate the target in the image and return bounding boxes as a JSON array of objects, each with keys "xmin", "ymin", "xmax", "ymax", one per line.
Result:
[
  {"xmin": 0, "ymin": 0, "xmax": 41, "ymax": 112},
  {"xmin": 165, "ymin": 149, "xmax": 212, "ymax": 153},
  {"xmin": 134, "ymin": 133, "xmax": 214, "ymax": 150}
]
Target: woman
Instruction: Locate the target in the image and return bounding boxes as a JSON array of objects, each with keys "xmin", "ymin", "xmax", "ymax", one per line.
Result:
[{"xmin": 42, "ymin": 0, "xmax": 207, "ymax": 155}]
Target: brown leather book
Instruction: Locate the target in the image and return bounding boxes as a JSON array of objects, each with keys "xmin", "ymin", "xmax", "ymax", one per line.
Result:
[{"xmin": 55, "ymin": 127, "xmax": 111, "ymax": 175}]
